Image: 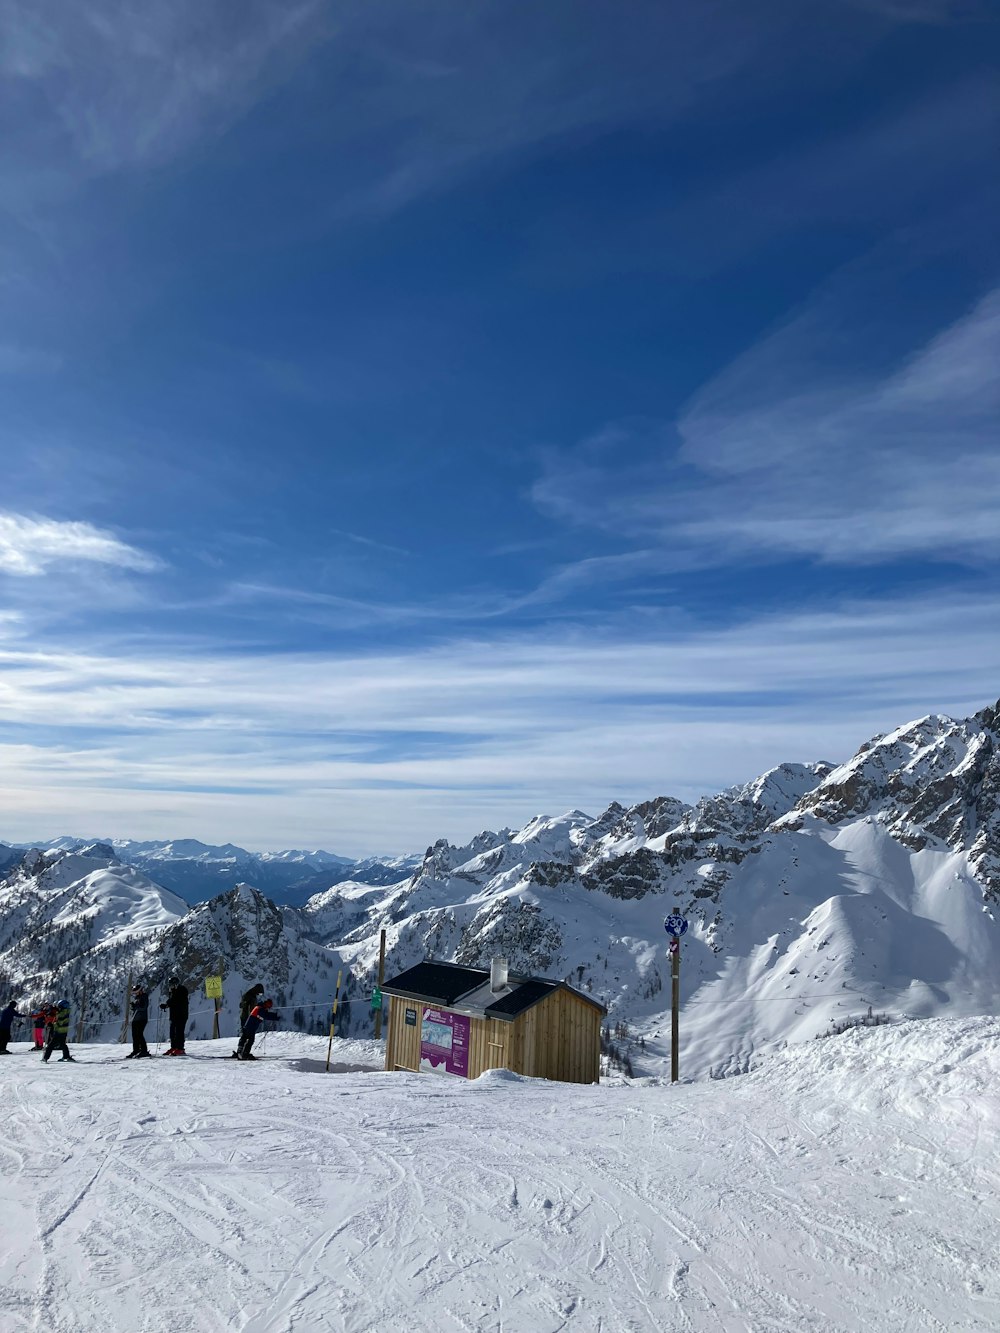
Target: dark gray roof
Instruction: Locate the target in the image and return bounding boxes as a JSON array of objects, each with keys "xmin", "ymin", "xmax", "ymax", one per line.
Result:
[
  {"xmin": 383, "ymin": 960, "xmax": 606, "ymax": 1021},
  {"xmin": 381, "ymin": 960, "xmax": 488, "ymax": 1007},
  {"xmin": 482, "ymin": 978, "xmax": 556, "ymax": 1019}
]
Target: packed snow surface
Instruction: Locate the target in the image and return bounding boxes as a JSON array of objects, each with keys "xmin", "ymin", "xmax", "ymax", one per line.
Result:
[{"xmin": 1, "ymin": 1019, "xmax": 997, "ymax": 1332}]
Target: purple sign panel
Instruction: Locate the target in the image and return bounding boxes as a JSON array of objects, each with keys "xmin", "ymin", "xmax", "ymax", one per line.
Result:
[{"xmin": 419, "ymin": 1008, "xmax": 471, "ymax": 1078}]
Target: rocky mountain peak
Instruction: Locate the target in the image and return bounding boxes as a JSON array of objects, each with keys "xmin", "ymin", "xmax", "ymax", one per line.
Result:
[
  {"xmin": 794, "ymin": 706, "xmax": 999, "ymax": 888},
  {"xmin": 3, "ymin": 697, "xmax": 999, "ymax": 1075},
  {"xmin": 974, "ymin": 697, "xmax": 1000, "ymax": 732}
]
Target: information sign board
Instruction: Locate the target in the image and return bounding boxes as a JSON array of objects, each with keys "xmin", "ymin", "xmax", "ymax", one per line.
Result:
[{"xmin": 419, "ymin": 1007, "xmax": 470, "ymax": 1077}]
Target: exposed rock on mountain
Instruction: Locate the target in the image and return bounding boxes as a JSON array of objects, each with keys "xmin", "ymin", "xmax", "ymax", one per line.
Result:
[
  {"xmin": 0, "ymin": 849, "xmax": 341, "ymax": 1041},
  {"xmin": 795, "ymin": 705, "xmax": 1000, "ymax": 895},
  {"xmin": 2, "ymin": 700, "xmax": 998, "ymax": 1077}
]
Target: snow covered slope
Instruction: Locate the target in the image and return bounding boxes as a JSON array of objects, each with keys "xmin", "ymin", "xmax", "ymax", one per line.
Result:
[
  {"xmin": 311, "ymin": 700, "xmax": 1000, "ymax": 1077},
  {"xmin": 2, "ymin": 699, "xmax": 998, "ymax": 1078},
  {"xmin": 0, "ymin": 1017, "xmax": 996, "ymax": 1332},
  {"xmin": 0, "ymin": 845, "xmax": 189, "ymax": 1021},
  {"xmin": 0, "ymin": 848, "xmax": 343, "ymax": 1042}
]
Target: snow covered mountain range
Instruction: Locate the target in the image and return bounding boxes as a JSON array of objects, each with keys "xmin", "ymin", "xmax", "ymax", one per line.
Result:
[
  {"xmin": 1, "ymin": 699, "xmax": 998, "ymax": 1078},
  {"xmin": 0, "ymin": 837, "xmax": 421, "ymax": 906}
]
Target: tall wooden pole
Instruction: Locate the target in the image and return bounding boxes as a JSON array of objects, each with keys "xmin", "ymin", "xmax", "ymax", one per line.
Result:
[
  {"xmin": 325, "ymin": 969, "xmax": 343, "ymax": 1072},
  {"xmin": 670, "ymin": 938, "xmax": 680, "ymax": 1084},
  {"xmin": 374, "ymin": 929, "xmax": 387, "ymax": 1040},
  {"xmin": 212, "ymin": 956, "xmax": 222, "ymax": 1040}
]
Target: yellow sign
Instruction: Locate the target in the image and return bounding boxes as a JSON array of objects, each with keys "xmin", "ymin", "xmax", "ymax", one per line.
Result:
[{"xmin": 205, "ymin": 975, "xmax": 223, "ymax": 999}]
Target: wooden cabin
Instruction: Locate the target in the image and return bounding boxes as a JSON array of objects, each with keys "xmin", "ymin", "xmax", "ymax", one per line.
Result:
[{"xmin": 382, "ymin": 958, "xmax": 606, "ymax": 1085}]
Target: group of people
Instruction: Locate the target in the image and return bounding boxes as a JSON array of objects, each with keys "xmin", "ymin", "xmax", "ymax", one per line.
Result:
[
  {"xmin": 123, "ymin": 975, "xmax": 194, "ymax": 1056},
  {"xmin": 0, "ymin": 979, "xmax": 281, "ymax": 1063},
  {"xmin": 127, "ymin": 977, "xmax": 279, "ymax": 1059},
  {"xmin": 0, "ymin": 999, "xmax": 75, "ymax": 1062}
]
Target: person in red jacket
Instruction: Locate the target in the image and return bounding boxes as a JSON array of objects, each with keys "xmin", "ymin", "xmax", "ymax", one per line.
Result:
[
  {"xmin": 30, "ymin": 1007, "xmax": 46, "ymax": 1050},
  {"xmin": 235, "ymin": 999, "xmax": 279, "ymax": 1060}
]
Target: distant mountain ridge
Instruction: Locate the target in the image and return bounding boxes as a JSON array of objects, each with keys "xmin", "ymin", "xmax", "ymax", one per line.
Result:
[
  {"xmin": 1, "ymin": 698, "xmax": 998, "ymax": 1079},
  {"xmin": 0, "ymin": 837, "xmax": 420, "ymax": 906}
]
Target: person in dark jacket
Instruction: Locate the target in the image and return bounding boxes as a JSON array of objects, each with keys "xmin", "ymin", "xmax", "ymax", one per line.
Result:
[
  {"xmin": 0, "ymin": 999, "xmax": 23, "ymax": 1053},
  {"xmin": 160, "ymin": 977, "xmax": 188, "ymax": 1054},
  {"xmin": 126, "ymin": 983, "xmax": 150, "ymax": 1058},
  {"xmin": 239, "ymin": 983, "xmax": 265, "ymax": 1030},
  {"xmin": 42, "ymin": 1000, "xmax": 75, "ymax": 1062},
  {"xmin": 236, "ymin": 998, "xmax": 279, "ymax": 1060}
]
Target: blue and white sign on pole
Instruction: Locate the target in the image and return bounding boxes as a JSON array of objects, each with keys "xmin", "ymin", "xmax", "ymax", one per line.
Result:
[{"xmin": 664, "ymin": 914, "xmax": 687, "ymax": 1084}]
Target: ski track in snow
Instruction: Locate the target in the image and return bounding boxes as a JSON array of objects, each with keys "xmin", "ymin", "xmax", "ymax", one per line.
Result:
[{"xmin": 0, "ymin": 1023, "xmax": 998, "ymax": 1333}]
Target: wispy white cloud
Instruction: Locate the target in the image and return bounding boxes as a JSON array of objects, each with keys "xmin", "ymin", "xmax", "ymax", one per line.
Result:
[
  {"xmin": 0, "ymin": 1, "xmax": 896, "ymax": 220},
  {"xmin": 533, "ymin": 284, "xmax": 1000, "ymax": 568},
  {"xmin": 221, "ymin": 549, "xmax": 670, "ymax": 631},
  {"xmin": 328, "ymin": 528, "xmax": 411, "ymax": 559},
  {"xmin": 0, "ymin": 590, "xmax": 996, "ymax": 850},
  {"xmin": 0, "ymin": 513, "xmax": 162, "ymax": 576},
  {"xmin": 0, "ymin": 0, "xmax": 326, "ymax": 190}
]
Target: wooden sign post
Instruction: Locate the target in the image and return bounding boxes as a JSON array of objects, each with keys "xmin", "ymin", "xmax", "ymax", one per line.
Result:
[
  {"xmin": 670, "ymin": 939, "xmax": 680, "ymax": 1084},
  {"xmin": 209, "ymin": 958, "xmax": 224, "ymax": 1039},
  {"xmin": 374, "ymin": 929, "xmax": 387, "ymax": 1041},
  {"xmin": 325, "ymin": 969, "xmax": 343, "ymax": 1072},
  {"xmin": 664, "ymin": 912, "xmax": 688, "ymax": 1085}
]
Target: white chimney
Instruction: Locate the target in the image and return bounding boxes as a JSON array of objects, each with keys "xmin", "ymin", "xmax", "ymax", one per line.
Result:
[{"xmin": 490, "ymin": 957, "xmax": 508, "ymax": 992}]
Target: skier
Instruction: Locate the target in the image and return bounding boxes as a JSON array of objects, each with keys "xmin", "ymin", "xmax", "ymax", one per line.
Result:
[
  {"xmin": 160, "ymin": 977, "xmax": 188, "ymax": 1055},
  {"xmin": 239, "ymin": 982, "xmax": 265, "ymax": 1030},
  {"xmin": 30, "ymin": 1006, "xmax": 47, "ymax": 1050},
  {"xmin": 126, "ymin": 983, "xmax": 150, "ymax": 1058},
  {"xmin": 0, "ymin": 999, "xmax": 24, "ymax": 1053},
  {"xmin": 236, "ymin": 998, "xmax": 279, "ymax": 1060},
  {"xmin": 42, "ymin": 1000, "xmax": 75, "ymax": 1062}
]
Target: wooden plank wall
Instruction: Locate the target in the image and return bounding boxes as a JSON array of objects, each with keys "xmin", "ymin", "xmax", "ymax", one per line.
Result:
[
  {"xmin": 385, "ymin": 996, "xmax": 424, "ymax": 1071},
  {"xmin": 513, "ymin": 989, "xmax": 602, "ymax": 1084},
  {"xmin": 385, "ymin": 990, "xmax": 602, "ymax": 1084},
  {"xmin": 466, "ymin": 1015, "xmax": 512, "ymax": 1079}
]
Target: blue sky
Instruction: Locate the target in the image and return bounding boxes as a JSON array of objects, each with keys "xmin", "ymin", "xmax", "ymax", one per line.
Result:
[{"xmin": 1, "ymin": 0, "xmax": 998, "ymax": 854}]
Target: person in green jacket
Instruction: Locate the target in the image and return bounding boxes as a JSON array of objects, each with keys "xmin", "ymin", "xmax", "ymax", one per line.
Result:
[{"xmin": 42, "ymin": 1000, "xmax": 75, "ymax": 1062}]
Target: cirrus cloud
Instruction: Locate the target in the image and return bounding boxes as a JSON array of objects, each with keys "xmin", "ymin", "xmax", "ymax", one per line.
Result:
[{"xmin": 0, "ymin": 513, "xmax": 162, "ymax": 576}]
